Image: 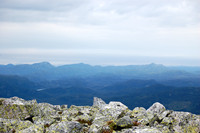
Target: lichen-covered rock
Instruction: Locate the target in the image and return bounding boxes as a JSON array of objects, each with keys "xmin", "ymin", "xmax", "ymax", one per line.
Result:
[
  {"xmin": 101, "ymin": 101, "xmax": 129, "ymax": 119},
  {"xmin": 66, "ymin": 105, "xmax": 97, "ymax": 124},
  {"xmin": 131, "ymin": 107, "xmax": 149, "ymax": 124},
  {"xmin": 32, "ymin": 115, "xmax": 56, "ymax": 125},
  {"xmin": 130, "ymin": 107, "xmax": 156, "ymax": 126},
  {"xmin": 0, "ymin": 97, "xmax": 200, "ymax": 133},
  {"xmin": 116, "ymin": 116, "xmax": 133, "ymax": 128},
  {"xmin": 158, "ymin": 110, "xmax": 172, "ymax": 120},
  {"xmin": 37, "ymin": 103, "xmax": 58, "ymax": 116},
  {"xmin": 46, "ymin": 121, "xmax": 83, "ymax": 133},
  {"xmin": 0, "ymin": 97, "xmax": 39, "ymax": 120},
  {"xmin": 167, "ymin": 111, "xmax": 200, "ymax": 133},
  {"xmin": 19, "ymin": 124, "xmax": 44, "ymax": 133},
  {"xmin": 0, "ymin": 118, "xmax": 33, "ymax": 132},
  {"xmin": 145, "ymin": 102, "xmax": 168, "ymax": 127},
  {"xmin": 89, "ymin": 100, "xmax": 130, "ymax": 132}
]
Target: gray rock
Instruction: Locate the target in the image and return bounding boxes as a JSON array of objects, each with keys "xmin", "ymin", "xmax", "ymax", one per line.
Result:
[
  {"xmin": 47, "ymin": 121, "xmax": 83, "ymax": 133},
  {"xmin": 67, "ymin": 121, "xmax": 83, "ymax": 132},
  {"xmin": 93, "ymin": 97, "xmax": 106, "ymax": 109},
  {"xmin": 107, "ymin": 101, "xmax": 128, "ymax": 110},
  {"xmin": 132, "ymin": 128, "xmax": 162, "ymax": 133},
  {"xmin": 93, "ymin": 101, "xmax": 129, "ymax": 123},
  {"xmin": 116, "ymin": 116, "xmax": 133, "ymax": 128},
  {"xmin": 0, "ymin": 118, "xmax": 33, "ymax": 132},
  {"xmin": 104, "ymin": 101, "xmax": 129, "ymax": 119},
  {"xmin": 158, "ymin": 110, "xmax": 172, "ymax": 120},
  {"xmin": 0, "ymin": 97, "xmax": 39, "ymax": 120},
  {"xmin": 167, "ymin": 111, "xmax": 200, "ymax": 133},
  {"xmin": 38, "ymin": 103, "xmax": 57, "ymax": 116},
  {"xmin": 119, "ymin": 127, "xmax": 162, "ymax": 133},
  {"xmin": 2, "ymin": 97, "xmax": 36, "ymax": 105},
  {"xmin": 33, "ymin": 115, "xmax": 56, "ymax": 125},
  {"xmin": 131, "ymin": 107, "xmax": 153, "ymax": 125},
  {"xmin": 147, "ymin": 102, "xmax": 166, "ymax": 114},
  {"xmin": 90, "ymin": 101, "xmax": 130, "ymax": 132},
  {"xmin": 66, "ymin": 105, "xmax": 97, "ymax": 123},
  {"xmin": 19, "ymin": 124, "xmax": 44, "ymax": 133}
]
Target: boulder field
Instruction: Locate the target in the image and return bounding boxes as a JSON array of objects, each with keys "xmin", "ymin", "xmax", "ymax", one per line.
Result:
[{"xmin": 0, "ymin": 97, "xmax": 199, "ymax": 133}]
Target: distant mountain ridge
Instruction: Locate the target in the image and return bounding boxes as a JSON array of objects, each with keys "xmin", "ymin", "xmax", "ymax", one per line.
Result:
[{"xmin": 0, "ymin": 62, "xmax": 199, "ymax": 82}]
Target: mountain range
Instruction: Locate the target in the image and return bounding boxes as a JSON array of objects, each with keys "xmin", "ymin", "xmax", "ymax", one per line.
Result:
[{"xmin": 0, "ymin": 62, "xmax": 200, "ymax": 114}]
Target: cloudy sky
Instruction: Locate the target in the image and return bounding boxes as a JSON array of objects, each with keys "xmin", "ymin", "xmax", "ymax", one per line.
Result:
[{"xmin": 0, "ymin": 0, "xmax": 199, "ymax": 66}]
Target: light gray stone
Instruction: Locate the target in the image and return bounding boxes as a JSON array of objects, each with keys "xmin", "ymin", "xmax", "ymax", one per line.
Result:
[
  {"xmin": 93, "ymin": 97, "xmax": 106, "ymax": 109},
  {"xmin": 147, "ymin": 102, "xmax": 166, "ymax": 114}
]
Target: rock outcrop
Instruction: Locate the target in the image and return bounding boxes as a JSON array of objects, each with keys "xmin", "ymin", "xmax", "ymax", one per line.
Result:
[{"xmin": 0, "ymin": 97, "xmax": 199, "ymax": 133}]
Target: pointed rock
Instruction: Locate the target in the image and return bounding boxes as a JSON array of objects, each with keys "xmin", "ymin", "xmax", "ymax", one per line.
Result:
[
  {"xmin": 93, "ymin": 97, "xmax": 106, "ymax": 109},
  {"xmin": 147, "ymin": 102, "xmax": 166, "ymax": 114}
]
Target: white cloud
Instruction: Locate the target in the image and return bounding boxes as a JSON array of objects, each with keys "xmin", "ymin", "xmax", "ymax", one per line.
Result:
[{"xmin": 0, "ymin": 0, "xmax": 199, "ymax": 65}]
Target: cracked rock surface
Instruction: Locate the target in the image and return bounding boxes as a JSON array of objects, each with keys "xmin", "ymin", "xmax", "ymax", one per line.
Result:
[{"xmin": 0, "ymin": 97, "xmax": 200, "ymax": 133}]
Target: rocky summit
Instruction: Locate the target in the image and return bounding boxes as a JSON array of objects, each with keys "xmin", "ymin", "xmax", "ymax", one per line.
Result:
[{"xmin": 0, "ymin": 97, "xmax": 200, "ymax": 133}]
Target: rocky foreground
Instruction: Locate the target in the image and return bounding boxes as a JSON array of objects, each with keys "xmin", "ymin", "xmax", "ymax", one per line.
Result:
[{"xmin": 0, "ymin": 97, "xmax": 200, "ymax": 133}]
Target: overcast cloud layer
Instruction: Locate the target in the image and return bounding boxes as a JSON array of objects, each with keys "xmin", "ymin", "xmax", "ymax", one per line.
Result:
[{"xmin": 0, "ymin": 0, "xmax": 199, "ymax": 66}]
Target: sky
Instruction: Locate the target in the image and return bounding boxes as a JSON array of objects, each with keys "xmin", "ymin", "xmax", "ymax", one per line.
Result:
[{"xmin": 0, "ymin": 0, "xmax": 199, "ymax": 66}]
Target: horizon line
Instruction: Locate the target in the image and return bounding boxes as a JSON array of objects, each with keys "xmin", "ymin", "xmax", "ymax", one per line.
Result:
[{"xmin": 1, "ymin": 61, "xmax": 200, "ymax": 67}]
